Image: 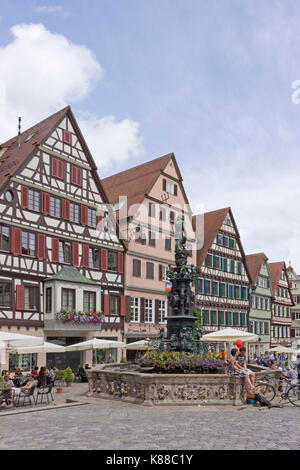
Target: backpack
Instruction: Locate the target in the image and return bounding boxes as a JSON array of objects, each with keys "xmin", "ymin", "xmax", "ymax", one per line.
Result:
[{"xmin": 254, "ymin": 393, "xmax": 271, "ymax": 408}]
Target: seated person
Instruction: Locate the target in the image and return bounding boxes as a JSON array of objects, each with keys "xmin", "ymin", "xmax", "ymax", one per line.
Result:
[
  {"xmin": 12, "ymin": 375, "xmax": 38, "ymax": 396},
  {"xmin": 13, "ymin": 368, "xmax": 25, "ymax": 387},
  {"xmin": 31, "ymin": 366, "xmax": 39, "ymax": 377},
  {"xmin": 237, "ymin": 346, "xmax": 255, "ymax": 384},
  {"xmin": 227, "ymin": 348, "xmax": 255, "ymax": 391},
  {"xmin": 77, "ymin": 365, "xmax": 88, "ymax": 383},
  {"xmin": 1, "ymin": 375, "xmax": 14, "ymax": 408},
  {"xmin": 281, "ymin": 365, "xmax": 298, "ymax": 384}
]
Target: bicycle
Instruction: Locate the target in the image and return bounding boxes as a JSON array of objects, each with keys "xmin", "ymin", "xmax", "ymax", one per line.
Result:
[{"xmin": 254, "ymin": 373, "xmax": 300, "ymax": 407}]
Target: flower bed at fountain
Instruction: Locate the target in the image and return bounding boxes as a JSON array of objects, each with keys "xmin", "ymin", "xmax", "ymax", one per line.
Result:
[{"xmin": 137, "ymin": 351, "xmax": 226, "ymax": 374}]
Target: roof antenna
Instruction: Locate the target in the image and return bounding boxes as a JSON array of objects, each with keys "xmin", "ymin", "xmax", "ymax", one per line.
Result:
[{"xmin": 18, "ymin": 117, "xmax": 21, "ymax": 147}]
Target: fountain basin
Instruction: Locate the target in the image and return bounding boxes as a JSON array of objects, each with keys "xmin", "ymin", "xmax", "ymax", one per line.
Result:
[{"xmin": 87, "ymin": 364, "xmax": 281, "ymax": 406}]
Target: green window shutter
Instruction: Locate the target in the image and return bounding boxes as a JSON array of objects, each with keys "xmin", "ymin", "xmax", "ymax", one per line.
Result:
[
  {"xmin": 237, "ymin": 262, "xmax": 242, "ymax": 275},
  {"xmin": 230, "ymin": 259, "xmax": 235, "ymax": 273},
  {"xmin": 213, "ymin": 256, "xmax": 217, "ymax": 268},
  {"xmin": 205, "ymin": 255, "xmax": 209, "ymax": 267},
  {"xmin": 210, "ymin": 310, "xmax": 214, "ymax": 325},
  {"xmin": 240, "ymin": 312, "xmax": 244, "ymax": 326},
  {"xmin": 218, "ymin": 283, "xmax": 222, "ymax": 297},
  {"xmin": 195, "ymin": 278, "xmax": 199, "ymax": 294},
  {"xmin": 222, "ymin": 236, "xmax": 226, "ymax": 247},
  {"xmin": 218, "ymin": 311, "xmax": 222, "ymax": 325},
  {"xmin": 225, "ymin": 311, "xmax": 229, "ymax": 326},
  {"xmin": 203, "ymin": 279, "xmax": 207, "ymax": 294},
  {"xmin": 232, "ymin": 312, "xmax": 236, "ymax": 326},
  {"xmin": 223, "ymin": 258, "xmax": 228, "ymax": 272}
]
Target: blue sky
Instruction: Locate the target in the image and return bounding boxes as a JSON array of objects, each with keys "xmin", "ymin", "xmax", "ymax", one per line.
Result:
[{"xmin": 1, "ymin": 0, "xmax": 300, "ymax": 269}]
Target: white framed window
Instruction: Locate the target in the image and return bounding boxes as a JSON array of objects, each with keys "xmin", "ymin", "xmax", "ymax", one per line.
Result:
[
  {"xmin": 159, "ymin": 300, "xmax": 167, "ymax": 323},
  {"xmin": 162, "ymin": 265, "xmax": 168, "ymax": 281},
  {"xmin": 28, "ymin": 189, "xmax": 40, "ymax": 212},
  {"xmin": 166, "ymin": 180, "xmax": 175, "ymax": 195},
  {"xmin": 295, "ymin": 328, "xmax": 300, "ymax": 337},
  {"xmin": 145, "ymin": 298, "xmax": 154, "ymax": 323},
  {"xmin": 130, "ymin": 297, "xmax": 140, "ymax": 323}
]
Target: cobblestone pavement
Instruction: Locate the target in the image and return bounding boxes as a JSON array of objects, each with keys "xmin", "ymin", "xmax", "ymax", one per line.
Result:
[{"xmin": 0, "ymin": 384, "xmax": 299, "ymax": 450}]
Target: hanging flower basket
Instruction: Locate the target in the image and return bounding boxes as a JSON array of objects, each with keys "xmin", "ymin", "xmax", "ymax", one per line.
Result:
[{"xmin": 56, "ymin": 310, "xmax": 104, "ymax": 324}]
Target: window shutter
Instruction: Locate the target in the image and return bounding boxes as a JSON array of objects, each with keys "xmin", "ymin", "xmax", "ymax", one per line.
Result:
[
  {"xmin": 96, "ymin": 212, "xmax": 103, "ymax": 230},
  {"xmin": 159, "ymin": 264, "xmax": 163, "ymax": 281},
  {"xmin": 155, "ymin": 299, "xmax": 159, "ymax": 323},
  {"xmin": 62, "ymin": 199, "xmax": 70, "ymax": 220},
  {"xmin": 82, "ymin": 245, "xmax": 89, "ymax": 268},
  {"xmin": 72, "ymin": 242, "xmax": 79, "ymax": 267},
  {"xmin": 163, "ymin": 179, "xmax": 166, "ymax": 191},
  {"xmin": 81, "ymin": 205, "xmax": 88, "ymax": 225},
  {"xmin": 11, "ymin": 227, "xmax": 22, "ymax": 255},
  {"xmin": 58, "ymin": 160, "xmax": 63, "ymax": 179},
  {"xmin": 101, "ymin": 248, "xmax": 108, "ymax": 271},
  {"xmin": 16, "ymin": 285, "xmax": 25, "ymax": 311},
  {"xmin": 37, "ymin": 233, "xmax": 46, "ymax": 260},
  {"xmin": 41, "ymin": 193, "xmax": 50, "ymax": 214},
  {"xmin": 174, "ymin": 184, "xmax": 177, "ymax": 196},
  {"xmin": 126, "ymin": 296, "xmax": 131, "ymax": 322},
  {"xmin": 120, "ymin": 295, "xmax": 126, "ymax": 316},
  {"xmin": 21, "ymin": 186, "xmax": 28, "ymax": 209},
  {"xmin": 103, "ymin": 294, "xmax": 110, "ymax": 316},
  {"xmin": 64, "ymin": 130, "xmax": 71, "ymax": 145},
  {"xmin": 71, "ymin": 166, "xmax": 77, "ymax": 185},
  {"xmin": 140, "ymin": 297, "xmax": 145, "ymax": 322},
  {"xmin": 52, "ymin": 238, "xmax": 59, "ymax": 263},
  {"xmin": 52, "ymin": 158, "xmax": 58, "ymax": 177},
  {"xmin": 117, "ymin": 252, "xmax": 124, "ymax": 274}
]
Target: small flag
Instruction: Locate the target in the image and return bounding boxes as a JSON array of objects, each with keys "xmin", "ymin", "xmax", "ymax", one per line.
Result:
[{"xmin": 165, "ymin": 281, "xmax": 172, "ymax": 292}]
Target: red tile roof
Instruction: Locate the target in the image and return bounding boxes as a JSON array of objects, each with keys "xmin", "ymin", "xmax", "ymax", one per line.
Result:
[
  {"xmin": 0, "ymin": 106, "xmax": 69, "ymax": 189},
  {"xmin": 192, "ymin": 207, "xmax": 230, "ymax": 267},
  {"xmin": 245, "ymin": 253, "xmax": 268, "ymax": 286},
  {"xmin": 268, "ymin": 261, "xmax": 286, "ymax": 294},
  {"xmin": 101, "ymin": 153, "xmax": 174, "ymax": 208}
]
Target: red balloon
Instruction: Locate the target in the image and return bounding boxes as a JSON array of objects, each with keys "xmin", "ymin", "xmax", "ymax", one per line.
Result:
[{"xmin": 235, "ymin": 339, "xmax": 243, "ymax": 348}]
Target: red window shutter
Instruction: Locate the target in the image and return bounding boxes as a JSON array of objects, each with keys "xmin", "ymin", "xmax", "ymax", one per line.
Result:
[
  {"xmin": 159, "ymin": 264, "xmax": 163, "ymax": 281},
  {"xmin": 81, "ymin": 205, "xmax": 88, "ymax": 225},
  {"xmin": 101, "ymin": 248, "xmax": 108, "ymax": 271},
  {"xmin": 163, "ymin": 178, "xmax": 166, "ymax": 191},
  {"xmin": 21, "ymin": 186, "xmax": 28, "ymax": 209},
  {"xmin": 58, "ymin": 160, "xmax": 63, "ymax": 179},
  {"xmin": 96, "ymin": 213, "xmax": 103, "ymax": 230},
  {"xmin": 118, "ymin": 252, "xmax": 124, "ymax": 274},
  {"xmin": 71, "ymin": 166, "xmax": 77, "ymax": 185},
  {"xmin": 174, "ymin": 184, "xmax": 178, "ymax": 196},
  {"xmin": 11, "ymin": 227, "xmax": 22, "ymax": 255},
  {"xmin": 42, "ymin": 193, "xmax": 50, "ymax": 214},
  {"xmin": 72, "ymin": 243, "xmax": 79, "ymax": 267},
  {"xmin": 77, "ymin": 167, "xmax": 82, "ymax": 186},
  {"xmin": 82, "ymin": 245, "xmax": 89, "ymax": 268},
  {"xmin": 62, "ymin": 199, "xmax": 70, "ymax": 220},
  {"xmin": 120, "ymin": 295, "xmax": 126, "ymax": 316},
  {"xmin": 37, "ymin": 233, "xmax": 46, "ymax": 260},
  {"xmin": 64, "ymin": 130, "xmax": 71, "ymax": 145},
  {"xmin": 16, "ymin": 285, "xmax": 25, "ymax": 311},
  {"xmin": 52, "ymin": 238, "xmax": 59, "ymax": 263},
  {"xmin": 103, "ymin": 294, "xmax": 110, "ymax": 316},
  {"xmin": 52, "ymin": 158, "xmax": 58, "ymax": 177}
]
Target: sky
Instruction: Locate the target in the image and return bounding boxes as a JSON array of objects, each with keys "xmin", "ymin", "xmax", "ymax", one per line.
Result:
[{"xmin": 1, "ymin": 0, "xmax": 300, "ymax": 270}]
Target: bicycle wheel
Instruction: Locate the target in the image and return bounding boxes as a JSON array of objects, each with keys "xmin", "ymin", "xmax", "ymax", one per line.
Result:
[
  {"xmin": 287, "ymin": 384, "xmax": 300, "ymax": 407},
  {"xmin": 255, "ymin": 382, "xmax": 276, "ymax": 402}
]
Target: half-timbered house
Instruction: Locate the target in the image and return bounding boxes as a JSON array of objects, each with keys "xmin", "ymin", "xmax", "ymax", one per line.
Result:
[
  {"xmin": 269, "ymin": 262, "xmax": 294, "ymax": 347},
  {"xmin": 245, "ymin": 253, "xmax": 272, "ymax": 359},
  {"xmin": 0, "ymin": 106, "xmax": 125, "ymax": 371},
  {"xmin": 102, "ymin": 154, "xmax": 196, "ymax": 358},
  {"xmin": 193, "ymin": 207, "xmax": 251, "ymax": 334}
]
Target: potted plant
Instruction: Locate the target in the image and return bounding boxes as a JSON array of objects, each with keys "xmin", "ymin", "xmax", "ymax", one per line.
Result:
[{"xmin": 63, "ymin": 367, "xmax": 74, "ymax": 387}]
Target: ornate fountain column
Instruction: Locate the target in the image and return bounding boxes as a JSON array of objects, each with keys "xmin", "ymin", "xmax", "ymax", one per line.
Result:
[{"xmin": 166, "ymin": 215, "xmax": 198, "ymax": 352}]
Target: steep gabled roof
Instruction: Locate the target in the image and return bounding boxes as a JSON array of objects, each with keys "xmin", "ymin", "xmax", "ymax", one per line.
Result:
[
  {"xmin": 0, "ymin": 106, "xmax": 69, "ymax": 188},
  {"xmin": 193, "ymin": 206, "xmax": 251, "ymax": 281},
  {"xmin": 269, "ymin": 261, "xmax": 286, "ymax": 294},
  {"xmin": 245, "ymin": 253, "xmax": 268, "ymax": 286},
  {"xmin": 192, "ymin": 207, "xmax": 230, "ymax": 267},
  {"xmin": 101, "ymin": 153, "xmax": 175, "ymax": 209}
]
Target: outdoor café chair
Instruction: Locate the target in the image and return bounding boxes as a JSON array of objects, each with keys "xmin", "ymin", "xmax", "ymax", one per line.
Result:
[
  {"xmin": 35, "ymin": 384, "xmax": 54, "ymax": 405},
  {"xmin": 15, "ymin": 386, "xmax": 36, "ymax": 408}
]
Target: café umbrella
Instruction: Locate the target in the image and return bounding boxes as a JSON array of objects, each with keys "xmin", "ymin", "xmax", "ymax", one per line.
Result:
[
  {"xmin": 123, "ymin": 340, "xmax": 155, "ymax": 351},
  {"xmin": 65, "ymin": 338, "xmax": 125, "ymax": 352},
  {"xmin": 0, "ymin": 331, "xmax": 44, "ymax": 349},
  {"xmin": 9, "ymin": 341, "xmax": 66, "ymax": 354},
  {"xmin": 200, "ymin": 328, "xmax": 258, "ymax": 343}
]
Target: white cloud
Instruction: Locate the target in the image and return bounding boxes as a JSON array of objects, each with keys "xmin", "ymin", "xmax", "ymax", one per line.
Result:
[
  {"xmin": 78, "ymin": 113, "xmax": 143, "ymax": 170},
  {"xmin": 0, "ymin": 23, "xmax": 142, "ymax": 170},
  {"xmin": 35, "ymin": 5, "xmax": 64, "ymax": 13}
]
